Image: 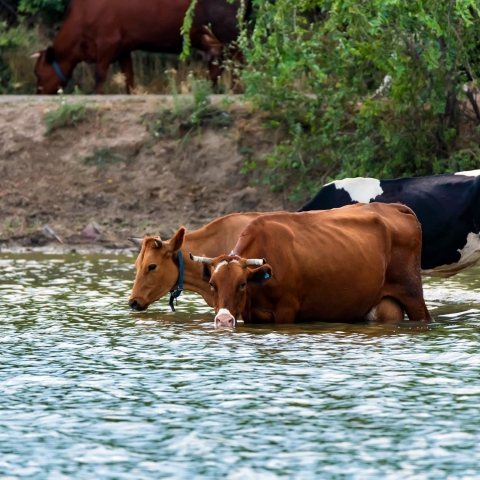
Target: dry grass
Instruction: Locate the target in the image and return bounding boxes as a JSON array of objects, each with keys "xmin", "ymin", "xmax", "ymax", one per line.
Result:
[
  {"xmin": 3, "ymin": 27, "xmax": 236, "ymax": 95},
  {"xmin": 68, "ymin": 52, "xmax": 234, "ymax": 95}
]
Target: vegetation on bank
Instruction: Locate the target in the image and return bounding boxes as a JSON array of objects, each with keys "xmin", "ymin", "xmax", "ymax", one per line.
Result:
[
  {"xmin": 2, "ymin": 0, "xmax": 480, "ymax": 200},
  {"xmin": 42, "ymin": 95, "xmax": 88, "ymax": 136},
  {"xmin": 238, "ymin": 0, "xmax": 480, "ymax": 198},
  {"xmin": 146, "ymin": 77, "xmax": 234, "ymax": 141}
]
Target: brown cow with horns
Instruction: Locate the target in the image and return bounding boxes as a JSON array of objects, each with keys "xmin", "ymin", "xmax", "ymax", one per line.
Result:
[
  {"xmin": 191, "ymin": 203, "xmax": 433, "ymax": 327},
  {"xmin": 31, "ymin": 0, "xmax": 249, "ymax": 94}
]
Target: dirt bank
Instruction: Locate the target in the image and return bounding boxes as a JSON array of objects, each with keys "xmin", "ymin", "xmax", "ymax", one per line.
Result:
[{"xmin": 0, "ymin": 95, "xmax": 298, "ymax": 250}]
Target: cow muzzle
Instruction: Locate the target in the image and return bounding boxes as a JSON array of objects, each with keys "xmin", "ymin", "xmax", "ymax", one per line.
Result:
[
  {"xmin": 214, "ymin": 309, "xmax": 237, "ymax": 328},
  {"xmin": 129, "ymin": 299, "xmax": 147, "ymax": 311}
]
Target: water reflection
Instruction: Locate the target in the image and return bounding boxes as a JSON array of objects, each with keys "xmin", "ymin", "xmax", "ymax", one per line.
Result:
[{"xmin": 1, "ymin": 254, "xmax": 480, "ymax": 478}]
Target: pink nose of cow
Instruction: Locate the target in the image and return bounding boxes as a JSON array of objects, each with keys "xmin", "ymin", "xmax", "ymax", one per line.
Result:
[{"xmin": 215, "ymin": 312, "xmax": 236, "ymax": 328}]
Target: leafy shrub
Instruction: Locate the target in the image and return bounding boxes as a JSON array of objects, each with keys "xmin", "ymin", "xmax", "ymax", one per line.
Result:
[
  {"xmin": 17, "ymin": 0, "xmax": 69, "ymax": 24},
  {"xmin": 0, "ymin": 23, "xmax": 38, "ymax": 93},
  {"xmin": 239, "ymin": 0, "xmax": 480, "ymax": 199}
]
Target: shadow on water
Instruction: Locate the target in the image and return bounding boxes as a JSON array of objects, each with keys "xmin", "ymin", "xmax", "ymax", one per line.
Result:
[{"xmin": 2, "ymin": 253, "xmax": 480, "ymax": 478}]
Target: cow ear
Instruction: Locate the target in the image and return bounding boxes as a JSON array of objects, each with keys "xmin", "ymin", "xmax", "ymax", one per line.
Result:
[
  {"xmin": 202, "ymin": 263, "xmax": 212, "ymax": 283},
  {"xmin": 168, "ymin": 227, "xmax": 186, "ymax": 253},
  {"xmin": 45, "ymin": 46, "xmax": 55, "ymax": 64},
  {"xmin": 248, "ymin": 265, "xmax": 272, "ymax": 284}
]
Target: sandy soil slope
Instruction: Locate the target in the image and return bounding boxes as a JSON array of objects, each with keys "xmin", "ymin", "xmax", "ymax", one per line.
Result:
[{"xmin": 0, "ymin": 96, "xmax": 298, "ymax": 250}]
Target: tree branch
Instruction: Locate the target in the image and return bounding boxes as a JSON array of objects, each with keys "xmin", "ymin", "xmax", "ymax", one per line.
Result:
[{"xmin": 464, "ymin": 87, "xmax": 480, "ymax": 124}]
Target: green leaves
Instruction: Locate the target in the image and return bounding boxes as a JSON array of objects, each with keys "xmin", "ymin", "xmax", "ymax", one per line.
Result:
[
  {"xmin": 240, "ymin": 0, "xmax": 480, "ymax": 197},
  {"xmin": 17, "ymin": 0, "xmax": 69, "ymax": 21},
  {"xmin": 180, "ymin": 0, "xmax": 199, "ymax": 60}
]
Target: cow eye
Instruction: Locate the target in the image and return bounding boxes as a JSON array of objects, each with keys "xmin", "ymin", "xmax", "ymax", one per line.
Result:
[
  {"xmin": 148, "ymin": 264, "xmax": 156, "ymax": 271},
  {"xmin": 209, "ymin": 282, "xmax": 216, "ymax": 290},
  {"xmin": 239, "ymin": 282, "xmax": 247, "ymax": 290}
]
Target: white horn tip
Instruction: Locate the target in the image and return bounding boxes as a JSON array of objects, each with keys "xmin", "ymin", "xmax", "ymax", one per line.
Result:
[{"xmin": 246, "ymin": 258, "xmax": 266, "ymax": 266}]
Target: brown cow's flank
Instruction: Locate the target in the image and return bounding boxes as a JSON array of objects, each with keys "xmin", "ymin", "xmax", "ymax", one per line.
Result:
[{"xmin": 198, "ymin": 204, "xmax": 432, "ymax": 325}]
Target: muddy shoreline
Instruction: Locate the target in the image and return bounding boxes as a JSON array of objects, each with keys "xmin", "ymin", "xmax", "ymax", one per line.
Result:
[{"xmin": 0, "ymin": 95, "xmax": 297, "ymax": 250}]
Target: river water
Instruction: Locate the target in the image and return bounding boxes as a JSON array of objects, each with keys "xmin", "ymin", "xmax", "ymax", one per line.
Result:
[{"xmin": 1, "ymin": 253, "xmax": 480, "ymax": 479}]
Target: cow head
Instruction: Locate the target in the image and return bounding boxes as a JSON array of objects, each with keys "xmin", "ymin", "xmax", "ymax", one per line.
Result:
[
  {"xmin": 128, "ymin": 227, "xmax": 186, "ymax": 311},
  {"xmin": 30, "ymin": 47, "xmax": 67, "ymax": 94},
  {"xmin": 191, "ymin": 254, "xmax": 272, "ymax": 328}
]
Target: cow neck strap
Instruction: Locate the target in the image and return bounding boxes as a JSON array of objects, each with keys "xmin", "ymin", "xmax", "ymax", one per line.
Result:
[
  {"xmin": 169, "ymin": 250, "xmax": 184, "ymax": 312},
  {"xmin": 53, "ymin": 60, "xmax": 68, "ymax": 84}
]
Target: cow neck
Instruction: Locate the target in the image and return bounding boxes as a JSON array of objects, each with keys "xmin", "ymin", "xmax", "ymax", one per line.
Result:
[
  {"xmin": 52, "ymin": 31, "xmax": 83, "ymax": 83},
  {"xmin": 177, "ymin": 232, "xmax": 216, "ymax": 305},
  {"xmin": 173, "ymin": 212, "xmax": 265, "ymax": 306},
  {"xmin": 50, "ymin": 52, "xmax": 78, "ymax": 85}
]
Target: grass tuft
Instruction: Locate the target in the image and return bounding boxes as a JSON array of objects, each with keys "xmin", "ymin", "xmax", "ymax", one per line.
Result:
[
  {"xmin": 83, "ymin": 148, "xmax": 129, "ymax": 169},
  {"xmin": 43, "ymin": 101, "xmax": 88, "ymax": 136},
  {"xmin": 147, "ymin": 76, "xmax": 234, "ymax": 140}
]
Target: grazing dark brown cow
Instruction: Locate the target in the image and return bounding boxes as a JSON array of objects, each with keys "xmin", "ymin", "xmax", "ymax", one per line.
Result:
[
  {"xmin": 128, "ymin": 212, "xmax": 263, "ymax": 311},
  {"xmin": 31, "ymin": 0, "xmax": 248, "ymax": 94},
  {"xmin": 191, "ymin": 204, "xmax": 432, "ymax": 327}
]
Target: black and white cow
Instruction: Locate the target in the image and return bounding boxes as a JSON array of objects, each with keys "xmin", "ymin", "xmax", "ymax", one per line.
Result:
[{"xmin": 299, "ymin": 170, "xmax": 480, "ymax": 277}]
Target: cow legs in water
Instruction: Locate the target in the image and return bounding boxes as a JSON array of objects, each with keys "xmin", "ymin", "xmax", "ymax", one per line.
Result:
[
  {"xmin": 387, "ymin": 279, "xmax": 432, "ymax": 322},
  {"xmin": 399, "ymin": 294, "xmax": 433, "ymax": 322},
  {"xmin": 119, "ymin": 53, "xmax": 134, "ymax": 94}
]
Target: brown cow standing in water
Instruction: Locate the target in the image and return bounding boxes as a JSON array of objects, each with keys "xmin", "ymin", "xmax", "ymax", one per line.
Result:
[
  {"xmin": 128, "ymin": 212, "xmax": 264, "ymax": 311},
  {"xmin": 191, "ymin": 204, "xmax": 433, "ymax": 327},
  {"xmin": 31, "ymin": 0, "xmax": 249, "ymax": 94}
]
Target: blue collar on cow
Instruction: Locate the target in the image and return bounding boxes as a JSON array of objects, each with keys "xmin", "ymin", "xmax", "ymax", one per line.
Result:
[
  {"xmin": 169, "ymin": 250, "xmax": 184, "ymax": 312},
  {"xmin": 53, "ymin": 60, "xmax": 69, "ymax": 84}
]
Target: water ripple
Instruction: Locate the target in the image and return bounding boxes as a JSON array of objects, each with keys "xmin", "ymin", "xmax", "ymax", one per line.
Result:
[{"xmin": 1, "ymin": 254, "xmax": 480, "ymax": 478}]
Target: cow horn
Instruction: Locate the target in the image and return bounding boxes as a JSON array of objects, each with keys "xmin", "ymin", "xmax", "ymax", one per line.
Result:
[
  {"xmin": 245, "ymin": 258, "xmax": 266, "ymax": 266},
  {"xmin": 30, "ymin": 52, "xmax": 41, "ymax": 59},
  {"xmin": 127, "ymin": 237, "xmax": 143, "ymax": 246},
  {"xmin": 154, "ymin": 238, "xmax": 162, "ymax": 248},
  {"xmin": 189, "ymin": 253, "xmax": 213, "ymax": 264}
]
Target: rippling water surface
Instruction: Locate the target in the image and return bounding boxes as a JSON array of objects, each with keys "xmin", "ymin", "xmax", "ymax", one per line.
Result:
[{"xmin": 1, "ymin": 254, "xmax": 480, "ymax": 479}]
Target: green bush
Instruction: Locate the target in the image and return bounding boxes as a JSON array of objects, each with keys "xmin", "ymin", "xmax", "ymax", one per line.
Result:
[
  {"xmin": 17, "ymin": 0, "xmax": 69, "ymax": 24},
  {"xmin": 239, "ymin": 0, "xmax": 480, "ymax": 199},
  {"xmin": 0, "ymin": 23, "xmax": 38, "ymax": 93},
  {"xmin": 43, "ymin": 98, "xmax": 88, "ymax": 136}
]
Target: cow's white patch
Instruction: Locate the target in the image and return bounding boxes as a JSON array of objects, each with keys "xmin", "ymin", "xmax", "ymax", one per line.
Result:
[
  {"xmin": 422, "ymin": 232, "xmax": 480, "ymax": 278},
  {"xmin": 214, "ymin": 260, "xmax": 228, "ymax": 273},
  {"xmin": 213, "ymin": 259, "xmax": 239, "ymax": 273},
  {"xmin": 214, "ymin": 308, "xmax": 235, "ymax": 326},
  {"xmin": 454, "ymin": 169, "xmax": 480, "ymax": 177},
  {"xmin": 365, "ymin": 306, "xmax": 377, "ymax": 322},
  {"xmin": 326, "ymin": 177, "xmax": 383, "ymax": 203}
]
